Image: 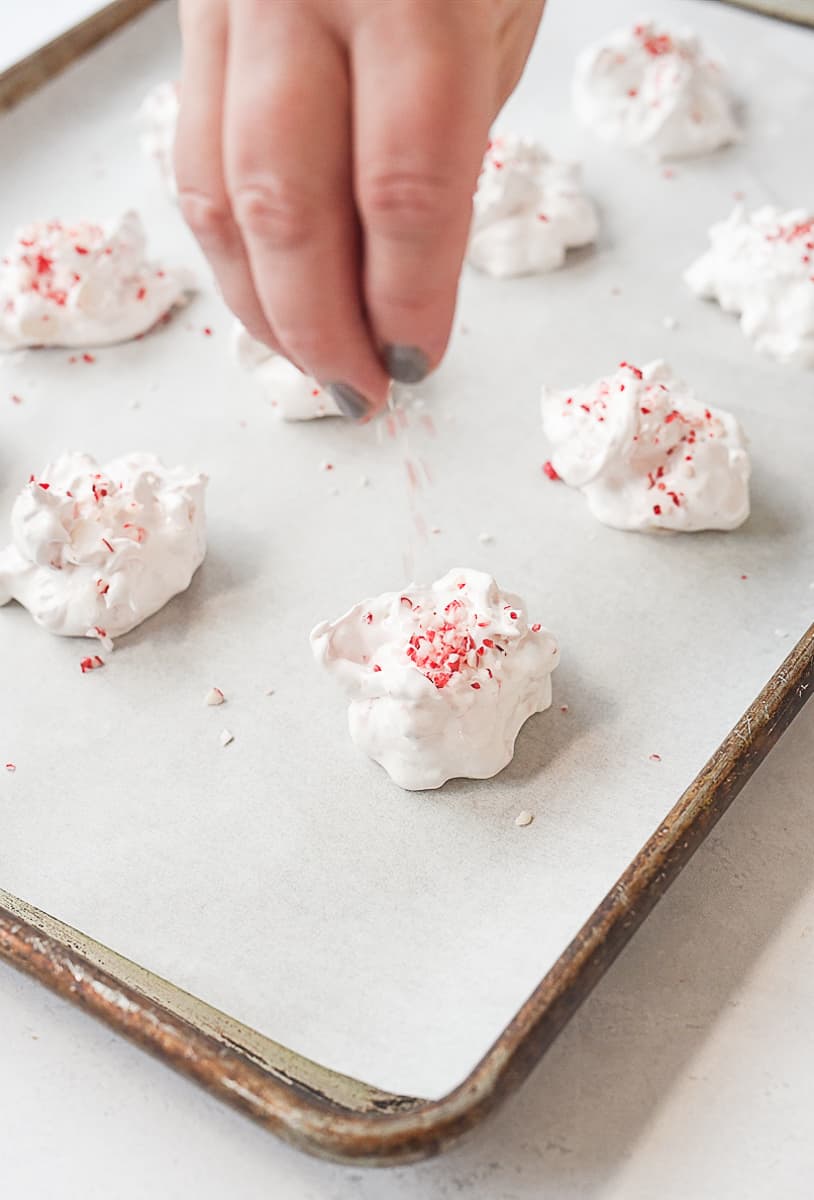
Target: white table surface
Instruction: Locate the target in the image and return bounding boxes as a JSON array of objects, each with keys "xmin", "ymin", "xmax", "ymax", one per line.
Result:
[{"xmin": 1, "ymin": 1, "xmax": 813, "ymax": 1195}]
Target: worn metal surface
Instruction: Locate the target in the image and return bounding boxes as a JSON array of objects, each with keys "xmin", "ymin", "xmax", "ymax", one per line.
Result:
[
  {"xmin": 719, "ymin": 0, "xmax": 814, "ymax": 27},
  {"xmin": 0, "ymin": 0, "xmax": 157, "ymax": 111},
  {"xmin": 2, "ymin": 625, "xmax": 811, "ymax": 1164}
]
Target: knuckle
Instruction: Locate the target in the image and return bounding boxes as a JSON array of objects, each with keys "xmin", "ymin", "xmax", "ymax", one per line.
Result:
[
  {"xmin": 359, "ymin": 168, "xmax": 458, "ymax": 236},
  {"xmin": 229, "ymin": 180, "xmax": 314, "ymax": 251},
  {"xmin": 177, "ymin": 189, "xmax": 233, "ymax": 250}
]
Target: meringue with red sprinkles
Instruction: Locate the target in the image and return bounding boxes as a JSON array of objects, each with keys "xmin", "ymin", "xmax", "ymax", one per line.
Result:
[
  {"xmin": 0, "ymin": 451, "xmax": 207, "ymax": 639},
  {"xmin": 685, "ymin": 205, "xmax": 814, "ymax": 368},
  {"xmin": 467, "ymin": 135, "xmax": 598, "ymax": 277},
  {"xmin": 541, "ymin": 360, "xmax": 750, "ymax": 533},
  {"xmin": 573, "ymin": 19, "xmax": 738, "ymax": 161},
  {"xmin": 232, "ymin": 321, "xmax": 340, "ymax": 420},
  {"xmin": 0, "ymin": 211, "xmax": 189, "ymax": 349},
  {"xmin": 311, "ymin": 568, "xmax": 559, "ymax": 790}
]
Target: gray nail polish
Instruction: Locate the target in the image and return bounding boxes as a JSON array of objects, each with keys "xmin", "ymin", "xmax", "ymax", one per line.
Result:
[
  {"xmin": 326, "ymin": 382, "xmax": 371, "ymax": 420},
  {"xmin": 384, "ymin": 344, "xmax": 430, "ymax": 384}
]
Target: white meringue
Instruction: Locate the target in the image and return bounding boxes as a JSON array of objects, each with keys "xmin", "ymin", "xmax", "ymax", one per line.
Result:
[
  {"xmin": 685, "ymin": 205, "xmax": 814, "ymax": 368},
  {"xmin": 137, "ymin": 81, "xmax": 179, "ymax": 198},
  {"xmin": 232, "ymin": 322, "xmax": 339, "ymax": 420},
  {"xmin": 541, "ymin": 360, "xmax": 750, "ymax": 533},
  {"xmin": 0, "ymin": 452, "xmax": 207, "ymax": 639},
  {"xmin": 0, "ymin": 212, "xmax": 189, "ymax": 349},
  {"xmin": 467, "ymin": 135, "xmax": 598, "ymax": 277},
  {"xmin": 311, "ymin": 568, "xmax": 559, "ymax": 791},
  {"xmin": 573, "ymin": 19, "xmax": 738, "ymax": 160}
]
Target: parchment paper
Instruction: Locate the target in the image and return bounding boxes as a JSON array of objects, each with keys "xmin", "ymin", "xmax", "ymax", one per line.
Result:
[{"xmin": 0, "ymin": 0, "xmax": 811, "ymax": 1100}]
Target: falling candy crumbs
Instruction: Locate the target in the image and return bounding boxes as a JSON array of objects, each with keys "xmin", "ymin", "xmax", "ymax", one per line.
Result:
[{"xmin": 205, "ymin": 687, "xmax": 225, "ymax": 706}]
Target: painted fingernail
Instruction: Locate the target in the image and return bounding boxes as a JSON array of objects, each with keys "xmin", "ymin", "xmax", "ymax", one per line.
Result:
[
  {"xmin": 383, "ymin": 344, "xmax": 430, "ymax": 384},
  {"xmin": 325, "ymin": 382, "xmax": 371, "ymax": 421}
]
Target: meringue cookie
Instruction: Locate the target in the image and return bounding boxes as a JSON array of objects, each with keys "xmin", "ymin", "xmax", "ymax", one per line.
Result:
[
  {"xmin": 232, "ymin": 322, "xmax": 340, "ymax": 420},
  {"xmin": 685, "ymin": 205, "xmax": 814, "ymax": 368},
  {"xmin": 541, "ymin": 360, "xmax": 750, "ymax": 533},
  {"xmin": 311, "ymin": 568, "xmax": 559, "ymax": 791},
  {"xmin": 137, "ymin": 81, "xmax": 179, "ymax": 198},
  {"xmin": 0, "ymin": 211, "xmax": 189, "ymax": 349},
  {"xmin": 573, "ymin": 19, "xmax": 738, "ymax": 160},
  {"xmin": 467, "ymin": 135, "xmax": 598, "ymax": 277},
  {"xmin": 0, "ymin": 452, "xmax": 207, "ymax": 639}
]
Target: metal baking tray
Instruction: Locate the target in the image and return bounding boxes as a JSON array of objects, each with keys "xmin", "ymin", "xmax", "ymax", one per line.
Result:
[
  {"xmin": 0, "ymin": 0, "xmax": 812, "ymax": 1166},
  {"xmin": 720, "ymin": 1, "xmax": 814, "ymax": 29}
]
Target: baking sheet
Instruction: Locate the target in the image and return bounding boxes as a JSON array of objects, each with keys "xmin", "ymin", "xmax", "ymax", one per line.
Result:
[{"xmin": 0, "ymin": 0, "xmax": 811, "ymax": 1102}]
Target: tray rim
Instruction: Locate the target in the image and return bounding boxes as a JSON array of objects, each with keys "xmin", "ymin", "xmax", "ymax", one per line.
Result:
[
  {"xmin": 0, "ymin": 0, "xmax": 158, "ymax": 112},
  {"xmin": 718, "ymin": 0, "xmax": 814, "ymax": 30},
  {"xmin": 1, "ymin": 2, "xmax": 813, "ymax": 1167}
]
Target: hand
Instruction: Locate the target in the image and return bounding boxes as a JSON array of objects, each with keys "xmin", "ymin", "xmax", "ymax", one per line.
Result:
[{"xmin": 175, "ymin": 0, "xmax": 545, "ymax": 418}]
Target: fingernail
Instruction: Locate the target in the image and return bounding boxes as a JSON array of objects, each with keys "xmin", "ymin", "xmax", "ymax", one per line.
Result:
[
  {"xmin": 325, "ymin": 382, "xmax": 371, "ymax": 421},
  {"xmin": 383, "ymin": 344, "xmax": 430, "ymax": 384}
]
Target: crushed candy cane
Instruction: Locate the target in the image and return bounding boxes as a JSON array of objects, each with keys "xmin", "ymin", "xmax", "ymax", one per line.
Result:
[{"xmin": 86, "ymin": 626, "xmax": 114, "ymax": 653}]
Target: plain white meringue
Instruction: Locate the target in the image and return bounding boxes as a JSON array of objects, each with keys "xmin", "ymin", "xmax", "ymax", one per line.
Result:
[
  {"xmin": 311, "ymin": 568, "xmax": 559, "ymax": 791},
  {"xmin": 541, "ymin": 360, "xmax": 750, "ymax": 533},
  {"xmin": 467, "ymin": 135, "xmax": 598, "ymax": 277},
  {"xmin": 573, "ymin": 18, "xmax": 738, "ymax": 160},
  {"xmin": 232, "ymin": 322, "xmax": 340, "ymax": 420},
  {"xmin": 0, "ymin": 211, "xmax": 189, "ymax": 349},
  {"xmin": 0, "ymin": 452, "xmax": 207, "ymax": 639},
  {"xmin": 685, "ymin": 205, "xmax": 814, "ymax": 368},
  {"xmin": 137, "ymin": 81, "xmax": 179, "ymax": 198}
]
